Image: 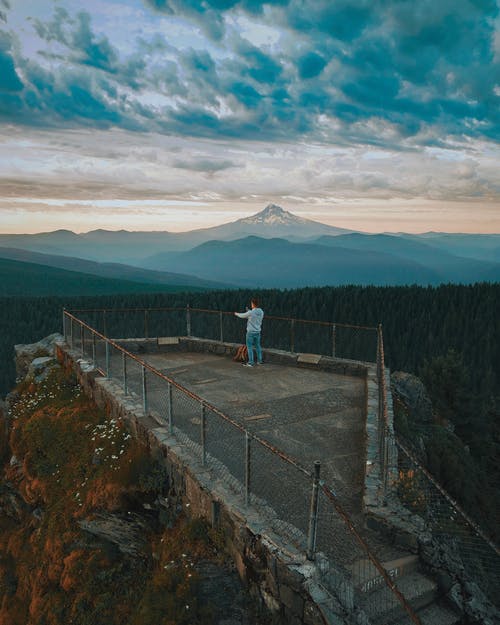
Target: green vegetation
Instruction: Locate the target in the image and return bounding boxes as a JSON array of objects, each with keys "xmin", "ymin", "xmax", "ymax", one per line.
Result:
[
  {"xmin": 0, "ymin": 283, "xmax": 498, "ymax": 542},
  {"xmin": 0, "ymin": 366, "xmax": 239, "ymax": 625},
  {"xmin": 0, "ymin": 257, "xmax": 207, "ymax": 297}
]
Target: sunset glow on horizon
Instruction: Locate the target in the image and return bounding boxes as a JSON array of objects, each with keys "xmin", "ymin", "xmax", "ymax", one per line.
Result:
[{"xmin": 1, "ymin": 0, "xmax": 499, "ymax": 234}]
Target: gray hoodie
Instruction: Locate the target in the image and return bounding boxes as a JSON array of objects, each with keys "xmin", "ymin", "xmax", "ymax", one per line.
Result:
[{"xmin": 235, "ymin": 307, "xmax": 264, "ymax": 333}]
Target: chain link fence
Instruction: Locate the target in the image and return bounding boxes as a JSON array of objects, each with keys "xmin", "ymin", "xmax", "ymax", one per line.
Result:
[
  {"xmin": 63, "ymin": 308, "xmax": 500, "ymax": 624},
  {"xmin": 393, "ymin": 439, "xmax": 500, "ymax": 609},
  {"xmin": 68, "ymin": 306, "xmax": 379, "ymax": 363}
]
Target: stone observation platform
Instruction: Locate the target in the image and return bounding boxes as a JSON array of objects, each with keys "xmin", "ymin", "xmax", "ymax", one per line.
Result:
[
  {"xmin": 59, "ymin": 308, "xmax": 483, "ymax": 625},
  {"xmin": 141, "ymin": 345, "xmax": 366, "ymax": 517}
]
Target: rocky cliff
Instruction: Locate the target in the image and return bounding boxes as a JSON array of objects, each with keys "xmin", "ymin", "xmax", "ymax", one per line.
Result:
[{"xmin": 0, "ymin": 337, "xmax": 263, "ymax": 625}]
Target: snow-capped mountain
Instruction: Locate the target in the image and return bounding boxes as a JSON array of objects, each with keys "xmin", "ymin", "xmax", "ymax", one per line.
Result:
[
  {"xmin": 197, "ymin": 204, "xmax": 353, "ymax": 241},
  {"xmin": 0, "ymin": 204, "xmax": 354, "ymax": 263},
  {"xmin": 238, "ymin": 204, "xmax": 310, "ymax": 226}
]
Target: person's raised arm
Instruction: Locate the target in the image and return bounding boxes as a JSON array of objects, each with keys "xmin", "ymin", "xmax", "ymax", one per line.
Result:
[{"xmin": 234, "ymin": 310, "xmax": 251, "ymax": 318}]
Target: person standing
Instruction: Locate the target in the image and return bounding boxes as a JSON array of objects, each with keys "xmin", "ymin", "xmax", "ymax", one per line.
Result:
[{"xmin": 234, "ymin": 298, "xmax": 264, "ymax": 367}]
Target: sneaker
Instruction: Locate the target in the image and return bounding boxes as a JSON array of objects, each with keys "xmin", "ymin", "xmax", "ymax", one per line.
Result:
[
  {"xmin": 257, "ymin": 361, "xmax": 263, "ymax": 365},
  {"xmin": 242, "ymin": 362, "xmax": 254, "ymax": 367}
]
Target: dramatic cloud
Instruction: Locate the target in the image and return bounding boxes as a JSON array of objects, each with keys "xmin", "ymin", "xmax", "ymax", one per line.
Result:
[
  {"xmin": 2, "ymin": 0, "xmax": 498, "ymax": 145},
  {"xmin": 0, "ymin": 0, "xmax": 499, "ymax": 232}
]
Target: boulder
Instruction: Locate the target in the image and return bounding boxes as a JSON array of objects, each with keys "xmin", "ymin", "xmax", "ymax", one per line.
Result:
[
  {"xmin": 14, "ymin": 333, "xmax": 63, "ymax": 380},
  {"xmin": 391, "ymin": 371, "xmax": 433, "ymax": 425},
  {"xmin": 420, "ymin": 535, "xmax": 500, "ymax": 625},
  {"xmin": 77, "ymin": 512, "xmax": 152, "ymax": 558},
  {"xmin": 27, "ymin": 356, "xmax": 58, "ymax": 383}
]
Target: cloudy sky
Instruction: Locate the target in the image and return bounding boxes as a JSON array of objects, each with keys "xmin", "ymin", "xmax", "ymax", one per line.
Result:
[{"xmin": 0, "ymin": 0, "xmax": 499, "ymax": 234}]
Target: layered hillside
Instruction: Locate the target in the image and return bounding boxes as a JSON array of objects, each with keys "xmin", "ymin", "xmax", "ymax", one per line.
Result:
[
  {"xmin": 0, "ymin": 258, "xmax": 213, "ymax": 297},
  {"xmin": 0, "ymin": 342, "xmax": 261, "ymax": 625}
]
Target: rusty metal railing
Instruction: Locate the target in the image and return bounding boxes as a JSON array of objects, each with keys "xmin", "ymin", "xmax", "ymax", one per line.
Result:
[
  {"xmin": 67, "ymin": 305, "xmax": 378, "ymax": 362},
  {"xmin": 63, "ymin": 307, "xmax": 422, "ymax": 624}
]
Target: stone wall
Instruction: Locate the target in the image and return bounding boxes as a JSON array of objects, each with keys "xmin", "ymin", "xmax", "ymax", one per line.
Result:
[{"xmin": 55, "ymin": 339, "xmax": 351, "ymax": 625}]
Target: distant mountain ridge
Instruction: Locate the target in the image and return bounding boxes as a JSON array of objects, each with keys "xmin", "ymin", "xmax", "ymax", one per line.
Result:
[
  {"xmin": 1, "ymin": 204, "xmax": 499, "ymax": 288},
  {"xmin": 0, "ymin": 205, "xmax": 352, "ymax": 263},
  {"xmin": 0, "ymin": 247, "xmax": 229, "ymax": 289},
  {"xmin": 139, "ymin": 235, "xmax": 444, "ymax": 288},
  {"xmin": 312, "ymin": 234, "xmax": 500, "ymax": 284},
  {"xmin": 0, "ymin": 257, "xmax": 212, "ymax": 297}
]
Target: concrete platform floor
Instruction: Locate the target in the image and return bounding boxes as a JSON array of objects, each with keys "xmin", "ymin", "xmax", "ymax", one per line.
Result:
[{"xmin": 142, "ymin": 350, "xmax": 367, "ymax": 516}]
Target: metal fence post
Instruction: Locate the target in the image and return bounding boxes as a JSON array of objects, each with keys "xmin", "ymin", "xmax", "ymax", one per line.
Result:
[
  {"xmin": 332, "ymin": 323, "xmax": 336, "ymax": 358},
  {"xmin": 307, "ymin": 461, "xmax": 321, "ymax": 560},
  {"xmin": 377, "ymin": 323, "xmax": 389, "ymax": 503},
  {"xmin": 219, "ymin": 310, "xmax": 224, "ymax": 343},
  {"xmin": 62, "ymin": 308, "xmax": 67, "ymax": 341},
  {"xmin": 376, "ymin": 326, "xmax": 381, "ymax": 435},
  {"xmin": 200, "ymin": 402, "xmax": 206, "ymax": 466},
  {"xmin": 245, "ymin": 432, "xmax": 251, "ymax": 506},
  {"xmin": 382, "ymin": 426, "xmax": 389, "ymax": 504},
  {"xmin": 105, "ymin": 342, "xmax": 110, "ymax": 377},
  {"xmin": 80, "ymin": 324, "xmax": 84, "ymax": 356},
  {"xmin": 144, "ymin": 310, "xmax": 149, "ymax": 339},
  {"xmin": 290, "ymin": 318, "xmax": 295, "ymax": 353},
  {"xmin": 122, "ymin": 352, "xmax": 128, "ymax": 394},
  {"xmin": 186, "ymin": 305, "xmax": 191, "ymax": 337},
  {"xmin": 167, "ymin": 382, "xmax": 173, "ymax": 434},
  {"xmin": 142, "ymin": 365, "xmax": 148, "ymax": 415},
  {"xmin": 92, "ymin": 332, "xmax": 96, "ymax": 364}
]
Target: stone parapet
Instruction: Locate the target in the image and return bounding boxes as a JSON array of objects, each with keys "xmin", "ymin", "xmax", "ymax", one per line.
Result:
[{"xmin": 55, "ymin": 339, "xmax": 349, "ymax": 625}]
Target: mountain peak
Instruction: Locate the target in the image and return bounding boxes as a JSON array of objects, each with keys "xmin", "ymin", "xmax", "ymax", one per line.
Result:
[{"xmin": 240, "ymin": 204, "xmax": 308, "ymax": 226}]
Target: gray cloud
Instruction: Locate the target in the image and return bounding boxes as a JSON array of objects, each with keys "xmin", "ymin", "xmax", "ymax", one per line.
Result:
[
  {"xmin": 172, "ymin": 158, "xmax": 238, "ymax": 173},
  {"xmin": 0, "ymin": 0, "xmax": 498, "ymax": 153}
]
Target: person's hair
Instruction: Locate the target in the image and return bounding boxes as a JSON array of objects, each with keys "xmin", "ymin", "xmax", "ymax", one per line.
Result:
[{"xmin": 251, "ymin": 297, "xmax": 259, "ymax": 307}]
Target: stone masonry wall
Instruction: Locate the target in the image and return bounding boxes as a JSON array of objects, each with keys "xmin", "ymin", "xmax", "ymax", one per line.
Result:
[{"xmin": 55, "ymin": 339, "xmax": 351, "ymax": 625}]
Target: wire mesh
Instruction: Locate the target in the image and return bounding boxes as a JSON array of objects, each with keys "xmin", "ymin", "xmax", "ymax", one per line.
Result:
[
  {"xmin": 249, "ymin": 439, "xmax": 312, "ymax": 551},
  {"xmin": 63, "ymin": 308, "xmax": 430, "ymax": 624},
  {"xmin": 292, "ymin": 320, "xmax": 333, "ymax": 355},
  {"xmin": 108, "ymin": 342, "xmax": 123, "ymax": 383},
  {"xmin": 122, "ymin": 355, "xmax": 144, "ymax": 405},
  {"xmin": 204, "ymin": 407, "xmax": 245, "ymax": 495},
  {"xmin": 103, "ymin": 309, "xmax": 146, "ymax": 339},
  {"xmin": 81, "ymin": 326, "xmax": 93, "ymax": 362},
  {"xmin": 170, "ymin": 384, "xmax": 203, "ymax": 456},
  {"xmin": 146, "ymin": 370, "xmax": 172, "ymax": 427},
  {"xmin": 315, "ymin": 489, "xmax": 404, "ymax": 622},
  {"xmin": 221, "ymin": 312, "xmax": 246, "ymax": 344},
  {"xmin": 147, "ymin": 308, "xmax": 185, "ymax": 338},
  {"xmin": 94, "ymin": 333, "xmax": 107, "ymax": 373},
  {"xmin": 72, "ymin": 319, "xmax": 82, "ymax": 353},
  {"xmin": 189, "ymin": 309, "xmax": 220, "ymax": 341},
  {"xmin": 395, "ymin": 442, "xmax": 500, "ymax": 608},
  {"xmin": 314, "ymin": 490, "xmax": 357, "ymax": 611},
  {"xmin": 335, "ymin": 325, "xmax": 378, "ymax": 362},
  {"xmin": 260, "ymin": 316, "xmax": 292, "ymax": 351},
  {"xmin": 76, "ymin": 310, "xmax": 106, "ymax": 334},
  {"xmin": 62, "ymin": 312, "xmax": 69, "ymax": 343}
]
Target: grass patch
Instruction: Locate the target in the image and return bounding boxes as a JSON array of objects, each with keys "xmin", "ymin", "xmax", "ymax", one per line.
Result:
[{"xmin": 0, "ymin": 364, "xmax": 245, "ymax": 625}]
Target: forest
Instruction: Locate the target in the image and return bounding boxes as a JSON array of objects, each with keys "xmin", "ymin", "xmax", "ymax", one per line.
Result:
[{"xmin": 1, "ymin": 283, "xmax": 498, "ymax": 539}]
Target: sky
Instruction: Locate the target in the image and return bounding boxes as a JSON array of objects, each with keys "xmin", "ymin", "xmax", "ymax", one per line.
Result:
[{"xmin": 0, "ymin": 0, "xmax": 499, "ymax": 234}]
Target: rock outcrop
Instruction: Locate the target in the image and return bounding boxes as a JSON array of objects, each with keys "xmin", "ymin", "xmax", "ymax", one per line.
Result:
[
  {"xmin": 14, "ymin": 333, "xmax": 63, "ymax": 380},
  {"xmin": 391, "ymin": 371, "xmax": 433, "ymax": 425},
  {"xmin": 420, "ymin": 535, "xmax": 500, "ymax": 625}
]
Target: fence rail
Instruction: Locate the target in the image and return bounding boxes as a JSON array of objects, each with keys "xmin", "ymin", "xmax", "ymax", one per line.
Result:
[
  {"xmin": 63, "ymin": 307, "xmax": 425, "ymax": 623},
  {"xmin": 62, "ymin": 306, "xmax": 500, "ymax": 622},
  {"xmin": 68, "ymin": 305, "xmax": 379, "ymax": 363}
]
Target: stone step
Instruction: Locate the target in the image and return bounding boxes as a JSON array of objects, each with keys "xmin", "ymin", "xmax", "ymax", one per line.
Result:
[
  {"xmin": 394, "ymin": 601, "xmax": 461, "ymax": 625},
  {"xmin": 351, "ymin": 554, "xmax": 420, "ymax": 593},
  {"xmin": 361, "ymin": 571, "xmax": 437, "ymax": 623}
]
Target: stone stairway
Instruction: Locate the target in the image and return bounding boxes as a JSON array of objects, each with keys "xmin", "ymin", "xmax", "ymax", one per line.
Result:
[{"xmin": 351, "ymin": 554, "xmax": 460, "ymax": 625}]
